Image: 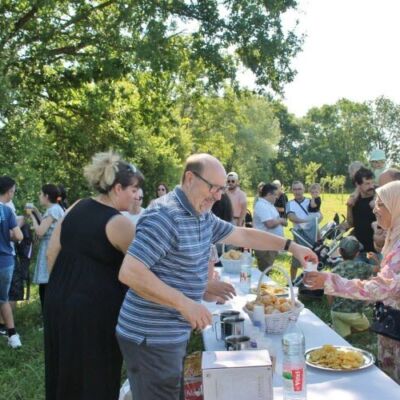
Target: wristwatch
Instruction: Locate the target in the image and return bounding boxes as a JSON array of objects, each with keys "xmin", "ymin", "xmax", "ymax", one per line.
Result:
[{"xmin": 283, "ymin": 238, "xmax": 292, "ymax": 251}]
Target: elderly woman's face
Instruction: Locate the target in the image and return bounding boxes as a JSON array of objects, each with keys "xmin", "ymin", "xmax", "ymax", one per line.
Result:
[{"xmin": 373, "ymin": 196, "xmax": 392, "ymax": 230}]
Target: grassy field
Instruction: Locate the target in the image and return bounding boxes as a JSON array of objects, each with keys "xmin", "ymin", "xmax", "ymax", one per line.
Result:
[{"xmin": 0, "ymin": 193, "xmax": 380, "ymax": 399}]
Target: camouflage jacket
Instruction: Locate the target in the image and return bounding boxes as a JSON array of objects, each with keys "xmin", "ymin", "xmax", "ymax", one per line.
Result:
[{"xmin": 331, "ymin": 260, "xmax": 376, "ymax": 313}]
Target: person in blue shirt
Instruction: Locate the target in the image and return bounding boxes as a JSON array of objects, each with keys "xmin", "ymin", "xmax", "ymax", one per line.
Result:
[{"xmin": 0, "ymin": 176, "xmax": 23, "ymax": 348}]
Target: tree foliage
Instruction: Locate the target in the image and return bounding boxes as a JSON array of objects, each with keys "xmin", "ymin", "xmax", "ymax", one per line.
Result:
[
  {"xmin": 299, "ymin": 99, "xmax": 377, "ymax": 180},
  {"xmin": 0, "ymin": 0, "xmax": 302, "ymax": 117},
  {"xmin": 369, "ymin": 96, "xmax": 400, "ymax": 165},
  {"xmin": 304, "ymin": 162, "xmax": 321, "ymax": 187}
]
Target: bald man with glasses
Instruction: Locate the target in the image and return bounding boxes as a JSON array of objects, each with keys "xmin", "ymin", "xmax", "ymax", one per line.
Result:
[{"xmin": 116, "ymin": 154, "xmax": 317, "ymax": 400}]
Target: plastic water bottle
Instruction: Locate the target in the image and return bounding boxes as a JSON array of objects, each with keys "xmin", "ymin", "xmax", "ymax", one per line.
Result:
[
  {"xmin": 243, "ymin": 249, "xmax": 253, "ymax": 267},
  {"xmin": 282, "ymin": 316, "xmax": 306, "ymax": 400},
  {"xmin": 239, "ymin": 249, "xmax": 252, "ymax": 294},
  {"xmin": 239, "ymin": 265, "xmax": 251, "ymax": 294}
]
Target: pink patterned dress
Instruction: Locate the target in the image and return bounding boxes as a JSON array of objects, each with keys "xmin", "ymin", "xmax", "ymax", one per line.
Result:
[{"xmin": 325, "ymin": 239, "xmax": 400, "ymax": 383}]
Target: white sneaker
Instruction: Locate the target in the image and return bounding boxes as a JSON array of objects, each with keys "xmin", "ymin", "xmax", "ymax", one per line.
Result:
[{"xmin": 8, "ymin": 333, "xmax": 22, "ymax": 348}]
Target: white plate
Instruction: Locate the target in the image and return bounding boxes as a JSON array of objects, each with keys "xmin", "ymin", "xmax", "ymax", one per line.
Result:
[{"xmin": 305, "ymin": 345, "xmax": 375, "ymax": 372}]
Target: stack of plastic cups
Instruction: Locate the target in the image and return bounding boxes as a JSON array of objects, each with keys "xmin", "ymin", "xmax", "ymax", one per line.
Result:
[{"xmin": 253, "ymin": 304, "xmax": 276, "ymax": 372}]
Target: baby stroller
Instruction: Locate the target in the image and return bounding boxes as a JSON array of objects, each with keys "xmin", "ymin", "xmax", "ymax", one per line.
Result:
[{"xmin": 292, "ymin": 213, "xmax": 346, "ymax": 298}]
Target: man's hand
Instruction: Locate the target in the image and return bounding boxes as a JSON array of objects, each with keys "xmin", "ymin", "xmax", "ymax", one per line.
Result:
[
  {"xmin": 178, "ymin": 298, "xmax": 212, "ymax": 330},
  {"xmin": 280, "ymin": 218, "xmax": 288, "ymax": 226},
  {"xmin": 367, "ymin": 252, "xmax": 380, "ymax": 267},
  {"xmin": 346, "ymin": 188, "xmax": 360, "ymax": 207},
  {"xmin": 203, "ymin": 291, "xmax": 226, "ymax": 304},
  {"xmin": 290, "ymin": 242, "xmax": 318, "ymax": 268},
  {"xmin": 205, "ymin": 280, "xmax": 236, "ymax": 301}
]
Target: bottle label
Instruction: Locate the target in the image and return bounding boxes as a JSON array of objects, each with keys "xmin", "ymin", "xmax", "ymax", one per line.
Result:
[
  {"xmin": 282, "ymin": 367, "xmax": 304, "ymax": 392},
  {"xmin": 240, "ymin": 268, "xmax": 249, "ymax": 282}
]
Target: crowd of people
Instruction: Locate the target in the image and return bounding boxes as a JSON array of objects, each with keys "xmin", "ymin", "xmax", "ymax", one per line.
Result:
[{"xmin": 1, "ymin": 147, "xmax": 400, "ymax": 398}]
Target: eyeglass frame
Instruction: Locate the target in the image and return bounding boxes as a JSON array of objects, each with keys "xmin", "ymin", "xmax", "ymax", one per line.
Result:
[
  {"xmin": 126, "ymin": 163, "xmax": 137, "ymax": 173},
  {"xmin": 191, "ymin": 171, "xmax": 228, "ymax": 194}
]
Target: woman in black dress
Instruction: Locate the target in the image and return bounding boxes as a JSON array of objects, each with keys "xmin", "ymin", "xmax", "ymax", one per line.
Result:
[{"xmin": 44, "ymin": 151, "xmax": 143, "ymax": 400}]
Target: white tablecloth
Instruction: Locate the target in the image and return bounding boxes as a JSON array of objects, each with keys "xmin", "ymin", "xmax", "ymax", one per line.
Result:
[{"xmin": 203, "ymin": 268, "xmax": 400, "ymax": 399}]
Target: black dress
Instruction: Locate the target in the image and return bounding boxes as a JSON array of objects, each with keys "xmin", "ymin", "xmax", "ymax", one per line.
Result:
[{"xmin": 44, "ymin": 198, "xmax": 126, "ymax": 400}]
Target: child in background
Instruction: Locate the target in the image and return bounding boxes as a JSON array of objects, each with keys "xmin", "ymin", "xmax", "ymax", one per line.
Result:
[
  {"xmin": 330, "ymin": 236, "xmax": 379, "ymax": 337},
  {"xmin": 308, "ymin": 183, "xmax": 322, "ymax": 215}
]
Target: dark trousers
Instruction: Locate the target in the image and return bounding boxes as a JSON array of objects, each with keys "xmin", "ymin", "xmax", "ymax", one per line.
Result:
[
  {"xmin": 39, "ymin": 284, "xmax": 47, "ymax": 312},
  {"xmin": 117, "ymin": 334, "xmax": 187, "ymax": 400}
]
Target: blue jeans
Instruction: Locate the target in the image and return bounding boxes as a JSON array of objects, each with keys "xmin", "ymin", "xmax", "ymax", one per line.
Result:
[{"xmin": 0, "ymin": 264, "xmax": 14, "ymax": 304}]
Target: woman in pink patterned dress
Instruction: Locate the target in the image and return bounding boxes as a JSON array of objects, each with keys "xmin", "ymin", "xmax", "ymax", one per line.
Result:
[{"xmin": 305, "ymin": 180, "xmax": 400, "ymax": 383}]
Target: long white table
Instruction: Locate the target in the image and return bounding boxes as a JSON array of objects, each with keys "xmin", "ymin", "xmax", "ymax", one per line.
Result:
[{"xmin": 203, "ymin": 268, "xmax": 400, "ymax": 399}]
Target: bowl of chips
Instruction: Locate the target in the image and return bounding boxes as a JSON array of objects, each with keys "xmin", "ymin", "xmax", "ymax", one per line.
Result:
[
  {"xmin": 305, "ymin": 344, "xmax": 374, "ymax": 371},
  {"xmin": 220, "ymin": 249, "xmax": 243, "ymax": 274}
]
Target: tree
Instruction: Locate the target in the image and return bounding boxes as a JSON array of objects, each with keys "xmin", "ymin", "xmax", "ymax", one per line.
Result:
[
  {"xmin": 299, "ymin": 99, "xmax": 377, "ymax": 183},
  {"xmin": 369, "ymin": 96, "xmax": 400, "ymax": 165},
  {"xmin": 0, "ymin": 0, "xmax": 302, "ymax": 119},
  {"xmin": 269, "ymin": 101, "xmax": 304, "ymax": 185},
  {"xmin": 304, "ymin": 162, "xmax": 321, "ymax": 187},
  {"xmin": 187, "ymin": 91, "xmax": 281, "ymax": 191},
  {"xmin": 230, "ymin": 94, "xmax": 281, "ymax": 191},
  {"xmin": 331, "ymin": 175, "xmax": 346, "ymax": 194}
]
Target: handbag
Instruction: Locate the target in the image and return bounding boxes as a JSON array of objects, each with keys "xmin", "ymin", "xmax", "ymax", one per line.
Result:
[{"xmin": 371, "ymin": 302, "xmax": 400, "ymax": 341}]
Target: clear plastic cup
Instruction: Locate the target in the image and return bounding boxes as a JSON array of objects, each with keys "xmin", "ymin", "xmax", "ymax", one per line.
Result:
[{"xmin": 303, "ymin": 261, "xmax": 318, "ymax": 288}]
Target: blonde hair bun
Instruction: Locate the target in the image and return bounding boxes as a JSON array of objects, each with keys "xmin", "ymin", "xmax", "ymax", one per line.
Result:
[{"xmin": 84, "ymin": 151, "xmax": 121, "ymax": 193}]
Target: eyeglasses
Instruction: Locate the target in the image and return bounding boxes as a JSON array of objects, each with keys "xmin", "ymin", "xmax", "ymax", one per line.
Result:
[
  {"xmin": 227, "ymin": 180, "xmax": 236, "ymax": 184},
  {"xmin": 192, "ymin": 171, "xmax": 228, "ymax": 194}
]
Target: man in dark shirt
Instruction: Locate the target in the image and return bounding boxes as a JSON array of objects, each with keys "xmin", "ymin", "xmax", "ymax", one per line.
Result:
[
  {"xmin": 273, "ymin": 180, "xmax": 288, "ymax": 218},
  {"xmin": 347, "ymin": 167, "xmax": 376, "ymax": 259}
]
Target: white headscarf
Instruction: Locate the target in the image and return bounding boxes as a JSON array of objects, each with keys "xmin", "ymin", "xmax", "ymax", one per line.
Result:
[{"xmin": 376, "ymin": 181, "xmax": 400, "ymax": 257}]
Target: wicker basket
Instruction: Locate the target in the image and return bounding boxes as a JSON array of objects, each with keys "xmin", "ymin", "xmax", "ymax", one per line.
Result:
[{"xmin": 243, "ymin": 265, "xmax": 304, "ymax": 334}]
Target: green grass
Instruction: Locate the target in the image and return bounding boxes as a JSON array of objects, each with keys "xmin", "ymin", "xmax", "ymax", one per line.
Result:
[
  {"xmin": 0, "ymin": 194, "xmax": 378, "ymax": 398},
  {"xmin": 0, "ymin": 288, "xmax": 45, "ymax": 400}
]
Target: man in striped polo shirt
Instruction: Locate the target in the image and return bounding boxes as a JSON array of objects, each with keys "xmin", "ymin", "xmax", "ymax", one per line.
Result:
[{"xmin": 116, "ymin": 153, "xmax": 317, "ymax": 400}]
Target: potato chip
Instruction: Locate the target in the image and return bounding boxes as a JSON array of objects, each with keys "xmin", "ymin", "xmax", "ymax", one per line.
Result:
[
  {"xmin": 222, "ymin": 249, "xmax": 242, "ymax": 260},
  {"xmin": 308, "ymin": 345, "xmax": 364, "ymax": 369}
]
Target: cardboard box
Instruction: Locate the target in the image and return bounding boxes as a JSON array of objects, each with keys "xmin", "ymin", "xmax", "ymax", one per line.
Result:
[{"xmin": 202, "ymin": 350, "xmax": 273, "ymax": 400}]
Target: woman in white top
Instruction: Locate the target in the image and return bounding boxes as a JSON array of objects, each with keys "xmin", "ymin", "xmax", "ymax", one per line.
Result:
[
  {"xmin": 122, "ymin": 188, "xmax": 145, "ymax": 226},
  {"xmin": 253, "ymin": 183, "xmax": 287, "ymax": 271}
]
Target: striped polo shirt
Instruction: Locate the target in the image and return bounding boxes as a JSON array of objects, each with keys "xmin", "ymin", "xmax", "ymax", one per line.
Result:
[{"xmin": 116, "ymin": 186, "xmax": 234, "ymax": 345}]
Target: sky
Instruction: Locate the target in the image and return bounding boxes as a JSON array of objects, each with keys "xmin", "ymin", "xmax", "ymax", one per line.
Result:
[{"xmin": 240, "ymin": 0, "xmax": 400, "ymax": 117}]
